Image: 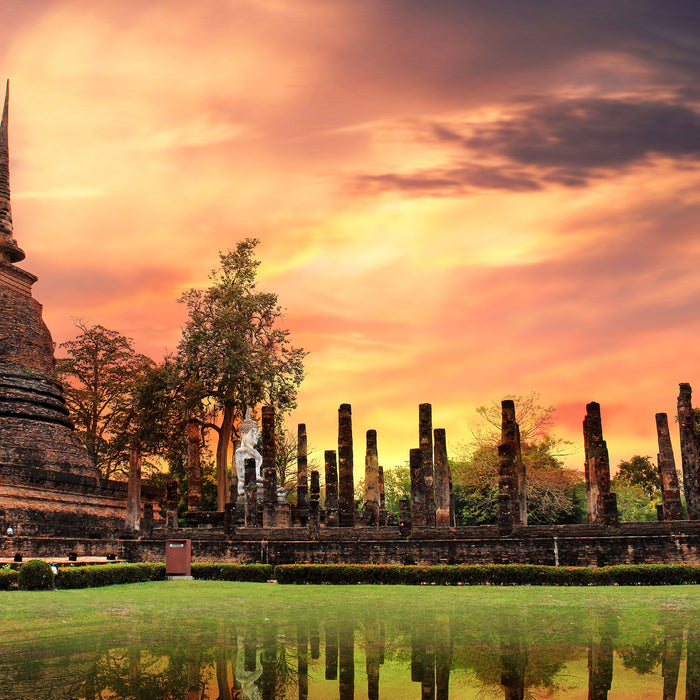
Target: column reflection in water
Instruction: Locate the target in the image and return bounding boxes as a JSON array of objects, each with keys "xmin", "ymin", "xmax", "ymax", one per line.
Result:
[
  {"xmin": 364, "ymin": 612, "xmax": 382, "ymax": 700},
  {"xmin": 297, "ymin": 620, "xmax": 309, "ymax": 700},
  {"xmin": 662, "ymin": 618, "xmax": 682, "ymax": 700},
  {"xmin": 435, "ymin": 614, "xmax": 452, "ymax": 700},
  {"xmin": 587, "ymin": 614, "xmax": 617, "ymax": 700},
  {"xmin": 687, "ymin": 627, "xmax": 700, "ymax": 700},
  {"xmin": 261, "ymin": 621, "xmax": 277, "ymax": 700},
  {"xmin": 338, "ymin": 620, "xmax": 354, "ymax": 700},
  {"xmin": 325, "ymin": 619, "xmax": 338, "ymax": 681}
]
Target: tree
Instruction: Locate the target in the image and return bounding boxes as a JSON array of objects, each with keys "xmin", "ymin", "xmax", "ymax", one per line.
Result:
[
  {"xmin": 383, "ymin": 465, "xmax": 411, "ymax": 516},
  {"xmin": 613, "ymin": 455, "xmax": 660, "ymax": 498},
  {"xmin": 178, "ymin": 239, "xmax": 306, "ymax": 510},
  {"xmin": 56, "ymin": 322, "xmax": 154, "ymax": 479},
  {"xmin": 452, "ymin": 394, "xmax": 585, "ymax": 525}
]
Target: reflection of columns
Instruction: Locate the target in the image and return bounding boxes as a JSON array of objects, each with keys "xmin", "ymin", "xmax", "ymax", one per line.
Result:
[
  {"xmin": 661, "ymin": 620, "xmax": 682, "ymax": 700},
  {"xmin": 433, "ymin": 429, "xmax": 452, "ymax": 526},
  {"xmin": 588, "ymin": 633, "xmax": 614, "ymax": 700},
  {"xmin": 215, "ymin": 626, "xmax": 232, "ymax": 700},
  {"xmin": 338, "ymin": 404, "xmax": 355, "ymax": 527},
  {"xmin": 325, "ymin": 620, "xmax": 338, "ymax": 680},
  {"xmin": 500, "ymin": 637, "xmax": 527, "ymax": 700},
  {"xmin": 244, "ymin": 635, "xmax": 257, "ymax": 673},
  {"xmin": 187, "ymin": 646, "xmax": 201, "ymax": 700},
  {"xmin": 656, "ymin": 413, "xmax": 684, "ymax": 521},
  {"xmin": 435, "ymin": 618, "xmax": 451, "ymax": 700},
  {"xmin": 125, "ymin": 436, "xmax": 141, "ymax": 533},
  {"xmin": 262, "ymin": 407, "xmax": 277, "ymax": 528},
  {"xmin": 310, "ymin": 621, "xmax": 320, "ymax": 660},
  {"xmin": 261, "ymin": 622, "xmax": 277, "ymax": 700},
  {"xmin": 187, "ymin": 418, "xmax": 201, "ymax": 511},
  {"xmin": 419, "ymin": 403, "xmax": 435, "ymax": 526},
  {"xmin": 339, "ymin": 621, "xmax": 355, "ymax": 700},
  {"xmin": 687, "ymin": 628, "xmax": 700, "ymax": 700},
  {"xmin": 364, "ymin": 615, "xmax": 381, "ymax": 700},
  {"xmin": 364, "ymin": 430, "xmax": 380, "ymax": 525},
  {"xmin": 411, "ymin": 625, "xmax": 435, "ymax": 699},
  {"xmin": 678, "ymin": 383, "xmax": 700, "ymax": 520},
  {"xmin": 325, "ymin": 451, "xmax": 339, "ymax": 527},
  {"xmin": 297, "ymin": 423, "xmax": 309, "ymax": 524},
  {"xmin": 410, "ymin": 448, "xmax": 425, "ymax": 526},
  {"xmin": 297, "ymin": 621, "xmax": 309, "ymax": 700}
]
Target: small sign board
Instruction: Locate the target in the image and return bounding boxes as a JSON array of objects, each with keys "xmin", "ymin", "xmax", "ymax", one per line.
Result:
[{"xmin": 165, "ymin": 539, "xmax": 191, "ymax": 576}]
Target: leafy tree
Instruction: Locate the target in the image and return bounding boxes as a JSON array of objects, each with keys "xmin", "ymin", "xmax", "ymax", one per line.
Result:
[
  {"xmin": 613, "ymin": 455, "xmax": 660, "ymax": 498},
  {"xmin": 452, "ymin": 394, "xmax": 585, "ymax": 525},
  {"xmin": 56, "ymin": 322, "xmax": 154, "ymax": 479},
  {"xmin": 383, "ymin": 465, "xmax": 411, "ymax": 515},
  {"xmin": 178, "ymin": 239, "xmax": 306, "ymax": 510}
]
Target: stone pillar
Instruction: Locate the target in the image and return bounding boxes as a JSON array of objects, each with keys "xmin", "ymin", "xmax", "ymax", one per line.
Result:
[
  {"xmin": 338, "ymin": 403, "xmax": 355, "ymax": 527},
  {"xmin": 419, "ymin": 403, "xmax": 436, "ymax": 526},
  {"xmin": 364, "ymin": 430, "xmax": 380, "ymax": 525},
  {"xmin": 583, "ymin": 402, "xmax": 618, "ymax": 526},
  {"xmin": 498, "ymin": 400, "xmax": 526, "ymax": 528},
  {"xmin": 225, "ymin": 467, "xmax": 238, "ymax": 534},
  {"xmin": 378, "ymin": 465, "xmax": 386, "ymax": 526},
  {"xmin": 244, "ymin": 457, "xmax": 258, "ymax": 527},
  {"xmin": 656, "ymin": 412, "xmax": 684, "ymax": 521},
  {"xmin": 261, "ymin": 406, "xmax": 277, "ymax": 528},
  {"xmin": 325, "ymin": 450, "xmax": 339, "ymax": 527},
  {"xmin": 433, "ymin": 428, "xmax": 452, "ymax": 526},
  {"xmin": 142, "ymin": 503, "xmax": 153, "ymax": 536},
  {"xmin": 409, "ymin": 448, "xmax": 425, "ymax": 526},
  {"xmin": 125, "ymin": 436, "xmax": 141, "ymax": 533},
  {"xmin": 677, "ymin": 383, "xmax": 700, "ymax": 519},
  {"xmin": 297, "ymin": 423, "xmax": 309, "ymax": 524},
  {"xmin": 309, "ymin": 470, "xmax": 320, "ymax": 538},
  {"xmin": 399, "ymin": 498, "xmax": 412, "ymax": 536},
  {"xmin": 187, "ymin": 418, "xmax": 201, "ymax": 512},
  {"xmin": 166, "ymin": 480, "xmax": 178, "ymax": 531}
]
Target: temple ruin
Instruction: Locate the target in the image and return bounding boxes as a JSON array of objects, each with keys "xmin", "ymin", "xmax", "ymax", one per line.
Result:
[{"xmin": 3, "ymin": 81, "xmax": 700, "ymax": 567}]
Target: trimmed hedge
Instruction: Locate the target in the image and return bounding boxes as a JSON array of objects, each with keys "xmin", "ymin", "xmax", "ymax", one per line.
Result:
[
  {"xmin": 191, "ymin": 563, "xmax": 273, "ymax": 582},
  {"xmin": 55, "ymin": 563, "xmax": 166, "ymax": 589},
  {"xmin": 0, "ymin": 568, "xmax": 19, "ymax": 590},
  {"xmin": 273, "ymin": 563, "xmax": 700, "ymax": 586},
  {"xmin": 18, "ymin": 559, "xmax": 54, "ymax": 590}
]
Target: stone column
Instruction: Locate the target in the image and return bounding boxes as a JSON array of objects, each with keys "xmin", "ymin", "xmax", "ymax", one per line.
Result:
[
  {"xmin": 656, "ymin": 412, "xmax": 683, "ymax": 521},
  {"xmin": 364, "ymin": 430, "xmax": 380, "ymax": 525},
  {"xmin": 297, "ymin": 423, "xmax": 309, "ymax": 524},
  {"xmin": 583, "ymin": 402, "xmax": 618, "ymax": 526},
  {"xmin": 399, "ymin": 498, "xmax": 412, "ymax": 536},
  {"xmin": 125, "ymin": 436, "xmax": 141, "ymax": 533},
  {"xmin": 166, "ymin": 480, "xmax": 178, "ymax": 531},
  {"xmin": 433, "ymin": 428, "xmax": 452, "ymax": 526},
  {"xmin": 244, "ymin": 457, "xmax": 258, "ymax": 527},
  {"xmin": 677, "ymin": 383, "xmax": 700, "ymax": 519},
  {"xmin": 338, "ymin": 404, "xmax": 355, "ymax": 527},
  {"xmin": 419, "ymin": 403, "xmax": 436, "ymax": 526},
  {"xmin": 261, "ymin": 406, "xmax": 277, "ymax": 528},
  {"xmin": 325, "ymin": 450, "xmax": 339, "ymax": 527},
  {"xmin": 498, "ymin": 401, "xmax": 518, "ymax": 533},
  {"xmin": 309, "ymin": 470, "xmax": 320, "ymax": 538},
  {"xmin": 409, "ymin": 448, "xmax": 425, "ymax": 526},
  {"xmin": 187, "ymin": 418, "xmax": 201, "ymax": 512},
  {"xmin": 225, "ymin": 466, "xmax": 238, "ymax": 534},
  {"xmin": 378, "ymin": 466, "xmax": 386, "ymax": 526}
]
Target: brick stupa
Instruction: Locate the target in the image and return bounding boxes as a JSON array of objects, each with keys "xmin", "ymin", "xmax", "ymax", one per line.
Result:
[{"xmin": 0, "ymin": 82, "xmax": 161, "ymax": 537}]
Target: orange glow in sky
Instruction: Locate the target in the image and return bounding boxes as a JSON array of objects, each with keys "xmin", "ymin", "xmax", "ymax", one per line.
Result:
[{"xmin": 3, "ymin": 0, "xmax": 700, "ymax": 475}]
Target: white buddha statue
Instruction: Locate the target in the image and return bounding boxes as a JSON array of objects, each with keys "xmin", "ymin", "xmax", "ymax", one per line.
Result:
[{"xmin": 234, "ymin": 407, "xmax": 263, "ymax": 495}]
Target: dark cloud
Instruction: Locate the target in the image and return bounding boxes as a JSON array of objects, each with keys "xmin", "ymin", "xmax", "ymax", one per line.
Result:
[
  {"xmin": 356, "ymin": 97, "xmax": 700, "ymax": 196},
  {"xmin": 354, "ymin": 163, "xmax": 541, "ymax": 196}
]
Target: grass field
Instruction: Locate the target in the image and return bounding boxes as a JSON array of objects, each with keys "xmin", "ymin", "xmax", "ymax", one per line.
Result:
[{"xmin": 2, "ymin": 582, "xmax": 699, "ymax": 698}]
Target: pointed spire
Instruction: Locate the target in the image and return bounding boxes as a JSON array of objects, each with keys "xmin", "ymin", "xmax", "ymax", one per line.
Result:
[{"xmin": 0, "ymin": 80, "xmax": 25, "ymax": 264}]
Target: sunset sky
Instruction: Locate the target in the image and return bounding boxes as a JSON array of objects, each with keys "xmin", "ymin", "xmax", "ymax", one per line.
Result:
[{"xmin": 2, "ymin": 0, "xmax": 700, "ymax": 475}]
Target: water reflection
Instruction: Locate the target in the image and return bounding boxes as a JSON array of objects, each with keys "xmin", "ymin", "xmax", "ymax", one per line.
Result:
[{"xmin": 5, "ymin": 597, "xmax": 700, "ymax": 699}]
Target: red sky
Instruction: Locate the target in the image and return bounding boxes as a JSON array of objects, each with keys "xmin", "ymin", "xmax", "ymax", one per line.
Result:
[{"xmin": 2, "ymin": 0, "xmax": 700, "ymax": 475}]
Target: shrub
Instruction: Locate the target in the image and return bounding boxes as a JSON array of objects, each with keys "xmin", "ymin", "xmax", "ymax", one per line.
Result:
[
  {"xmin": 55, "ymin": 563, "xmax": 166, "ymax": 589},
  {"xmin": 191, "ymin": 563, "xmax": 273, "ymax": 582},
  {"xmin": 0, "ymin": 568, "xmax": 18, "ymax": 590},
  {"xmin": 18, "ymin": 559, "xmax": 54, "ymax": 590}
]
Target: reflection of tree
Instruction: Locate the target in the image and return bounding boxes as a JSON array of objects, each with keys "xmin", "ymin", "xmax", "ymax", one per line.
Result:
[{"xmin": 618, "ymin": 636, "xmax": 664, "ymax": 675}]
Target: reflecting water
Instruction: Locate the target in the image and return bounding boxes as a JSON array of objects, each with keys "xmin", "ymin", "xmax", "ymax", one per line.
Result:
[{"xmin": 2, "ymin": 585, "xmax": 700, "ymax": 699}]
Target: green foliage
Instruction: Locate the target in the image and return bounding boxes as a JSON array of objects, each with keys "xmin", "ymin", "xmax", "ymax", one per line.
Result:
[
  {"xmin": 453, "ymin": 393, "xmax": 584, "ymax": 525},
  {"xmin": 191, "ymin": 563, "xmax": 273, "ymax": 582},
  {"xmin": 614, "ymin": 455, "xmax": 660, "ymax": 499},
  {"xmin": 0, "ymin": 568, "xmax": 18, "ymax": 590},
  {"xmin": 613, "ymin": 482, "xmax": 661, "ymax": 522},
  {"xmin": 56, "ymin": 322, "xmax": 155, "ymax": 479},
  {"xmin": 55, "ymin": 563, "xmax": 165, "ymax": 589},
  {"xmin": 383, "ymin": 465, "xmax": 411, "ymax": 515},
  {"xmin": 18, "ymin": 559, "xmax": 54, "ymax": 590}
]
